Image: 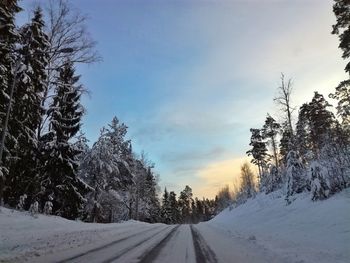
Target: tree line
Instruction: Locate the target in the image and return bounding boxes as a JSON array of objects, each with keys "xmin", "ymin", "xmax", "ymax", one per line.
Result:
[
  {"xmin": 160, "ymin": 185, "xmax": 217, "ymax": 224},
  {"xmin": 215, "ymin": 0, "xmax": 350, "ymax": 209}
]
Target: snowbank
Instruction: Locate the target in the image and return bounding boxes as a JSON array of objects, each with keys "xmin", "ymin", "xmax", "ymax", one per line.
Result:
[
  {"xmin": 0, "ymin": 207, "xmax": 153, "ymax": 261},
  {"xmin": 208, "ymin": 189, "xmax": 350, "ymax": 263}
]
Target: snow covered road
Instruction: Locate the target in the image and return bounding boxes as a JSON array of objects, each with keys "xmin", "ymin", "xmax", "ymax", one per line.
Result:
[
  {"xmin": 10, "ymin": 223, "xmax": 291, "ymax": 263},
  {"xmin": 0, "ymin": 208, "xmax": 289, "ymax": 263},
  {"xmin": 36, "ymin": 224, "xmax": 215, "ymax": 263}
]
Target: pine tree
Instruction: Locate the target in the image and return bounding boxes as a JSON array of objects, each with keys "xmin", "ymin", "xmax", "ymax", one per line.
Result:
[
  {"xmin": 0, "ymin": 0, "xmax": 22, "ymax": 206},
  {"xmin": 332, "ymin": 0, "xmax": 350, "ymax": 74},
  {"xmin": 160, "ymin": 188, "xmax": 171, "ymax": 224},
  {"xmin": 279, "ymin": 124, "xmax": 294, "ymax": 166},
  {"xmin": 5, "ymin": 7, "xmax": 50, "ymax": 208},
  {"xmin": 178, "ymin": 185, "xmax": 193, "ymax": 223},
  {"xmin": 262, "ymin": 114, "xmax": 281, "ymax": 168},
  {"xmin": 329, "ymin": 83, "xmax": 350, "ymax": 128},
  {"xmin": 308, "ymin": 92, "xmax": 335, "ymax": 155},
  {"xmin": 329, "ymin": 9, "xmax": 350, "ymax": 132},
  {"xmin": 296, "ymin": 103, "xmax": 312, "ymax": 162},
  {"xmin": 246, "ymin": 128, "xmax": 269, "ymax": 178},
  {"xmin": 320, "ymin": 122, "xmax": 350, "ymax": 192},
  {"xmin": 296, "ymin": 93, "xmax": 335, "ymax": 160},
  {"xmin": 20, "ymin": 7, "xmax": 49, "ymax": 133},
  {"xmin": 195, "ymin": 198, "xmax": 204, "ymax": 222},
  {"xmin": 39, "ymin": 61, "xmax": 87, "ymax": 219},
  {"xmin": 190, "ymin": 199, "xmax": 196, "ymax": 223},
  {"xmin": 79, "ymin": 130, "xmax": 114, "ymax": 222},
  {"xmin": 104, "ymin": 117, "xmax": 133, "ymax": 190},
  {"xmin": 168, "ymin": 191, "xmax": 180, "ymax": 223},
  {"xmin": 142, "ymin": 167, "xmax": 160, "ymax": 223},
  {"xmin": 331, "ymin": 0, "xmax": 350, "ymax": 128},
  {"xmin": 74, "ymin": 131, "xmax": 90, "ymax": 164}
]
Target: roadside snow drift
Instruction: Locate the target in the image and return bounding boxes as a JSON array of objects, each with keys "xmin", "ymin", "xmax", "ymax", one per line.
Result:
[
  {"xmin": 0, "ymin": 208, "xmax": 156, "ymax": 262},
  {"xmin": 207, "ymin": 189, "xmax": 350, "ymax": 263}
]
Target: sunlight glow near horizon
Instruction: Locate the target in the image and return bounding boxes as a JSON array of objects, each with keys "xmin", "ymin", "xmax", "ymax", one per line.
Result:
[{"xmin": 21, "ymin": 0, "xmax": 347, "ymax": 198}]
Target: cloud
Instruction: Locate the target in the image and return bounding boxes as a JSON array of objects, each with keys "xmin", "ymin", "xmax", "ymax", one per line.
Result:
[
  {"xmin": 192, "ymin": 156, "xmax": 253, "ymax": 199},
  {"xmin": 161, "ymin": 146, "xmax": 229, "ymax": 163}
]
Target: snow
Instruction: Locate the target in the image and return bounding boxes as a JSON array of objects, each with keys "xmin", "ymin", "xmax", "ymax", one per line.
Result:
[
  {"xmin": 0, "ymin": 207, "xmax": 156, "ymax": 262},
  {"xmin": 207, "ymin": 188, "xmax": 350, "ymax": 263},
  {"xmin": 0, "ymin": 188, "xmax": 349, "ymax": 262}
]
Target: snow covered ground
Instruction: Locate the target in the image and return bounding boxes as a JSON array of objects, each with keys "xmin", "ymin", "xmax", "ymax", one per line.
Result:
[
  {"xmin": 207, "ymin": 188, "xmax": 350, "ymax": 263},
  {"xmin": 0, "ymin": 189, "xmax": 349, "ymax": 263},
  {"xmin": 0, "ymin": 208, "xmax": 158, "ymax": 262}
]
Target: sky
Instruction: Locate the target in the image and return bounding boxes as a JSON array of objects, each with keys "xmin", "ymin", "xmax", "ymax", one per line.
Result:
[{"xmin": 20, "ymin": 0, "xmax": 347, "ymax": 198}]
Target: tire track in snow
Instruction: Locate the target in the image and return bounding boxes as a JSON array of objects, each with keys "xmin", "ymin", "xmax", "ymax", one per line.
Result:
[
  {"xmin": 137, "ymin": 225, "xmax": 180, "ymax": 263},
  {"xmin": 190, "ymin": 225, "xmax": 218, "ymax": 263},
  {"xmin": 101, "ymin": 225, "xmax": 176, "ymax": 263},
  {"xmin": 60, "ymin": 225, "xmax": 162, "ymax": 263}
]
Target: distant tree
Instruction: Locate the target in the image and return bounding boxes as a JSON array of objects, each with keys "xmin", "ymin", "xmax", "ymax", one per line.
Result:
[
  {"xmin": 247, "ymin": 128, "xmax": 269, "ymax": 178},
  {"xmin": 160, "ymin": 188, "xmax": 171, "ymax": 224},
  {"xmin": 141, "ymin": 167, "xmax": 160, "ymax": 223},
  {"xmin": 215, "ymin": 185, "xmax": 232, "ymax": 212},
  {"xmin": 178, "ymin": 185, "xmax": 193, "ymax": 223},
  {"xmin": 262, "ymin": 114, "xmax": 281, "ymax": 168},
  {"xmin": 194, "ymin": 197, "xmax": 204, "ymax": 223},
  {"xmin": 168, "ymin": 191, "xmax": 180, "ymax": 224},
  {"xmin": 279, "ymin": 123, "xmax": 294, "ymax": 166},
  {"xmin": 274, "ymin": 73, "xmax": 295, "ymax": 134},
  {"xmin": 238, "ymin": 162, "xmax": 256, "ymax": 202}
]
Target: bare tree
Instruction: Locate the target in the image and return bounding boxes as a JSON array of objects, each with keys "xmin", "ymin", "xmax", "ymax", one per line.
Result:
[
  {"xmin": 37, "ymin": 0, "xmax": 101, "ymax": 137},
  {"xmin": 45, "ymin": 0, "xmax": 100, "ymax": 67},
  {"xmin": 274, "ymin": 73, "xmax": 295, "ymax": 134},
  {"xmin": 239, "ymin": 162, "xmax": 256, "ymax": 201}
]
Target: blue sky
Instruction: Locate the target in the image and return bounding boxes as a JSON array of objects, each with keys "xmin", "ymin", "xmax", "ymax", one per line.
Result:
[{"xmin": 20, "ymin": 0, "xmax": 346, "ymax": 198}]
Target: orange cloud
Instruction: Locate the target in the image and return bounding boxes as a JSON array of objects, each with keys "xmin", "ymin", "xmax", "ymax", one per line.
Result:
[{"xmin": 192, "ymin": 156, "xmax": 255, "ymax": 199}]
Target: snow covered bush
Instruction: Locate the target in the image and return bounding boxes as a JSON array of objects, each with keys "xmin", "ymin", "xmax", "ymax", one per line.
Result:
[
  {"xmin": 265, "ymin": 165, "xmax": 282, "ymax": 194},
  {"xmin": 16, "ymin": 194, "xmax": 27, "ymax": 211},
  {"xmin": 29, "ymin": 201, "xmax": 39, "ymax": 216},
  {"xmin": 44, "ymin": 201, "xmax": 53, "ymax": 215},
  {"xmin": 309, "ymin": 161, "xmax": 330, "ymax": 201},
  {"xmin": 319, "ymin": 140, "xmax": 350, "ymax": 194},
  {"xmin": 286, "ymin": 151, "xmax": 307, "ymax": 204}
]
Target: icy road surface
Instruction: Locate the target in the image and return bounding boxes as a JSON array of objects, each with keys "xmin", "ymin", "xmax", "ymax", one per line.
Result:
[
  {"xmin": 29, "ymin": 224, "xmax": 289, "ymax": 263},
  {"xmin": 0, "ymin": 208, "xmax": 289, "ymax": 263}
]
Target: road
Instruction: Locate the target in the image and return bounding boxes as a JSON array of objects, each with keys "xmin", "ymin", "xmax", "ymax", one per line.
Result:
[{"xmin": 33, "ymin": 224, "xmax": 289, "ymax": 263}]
